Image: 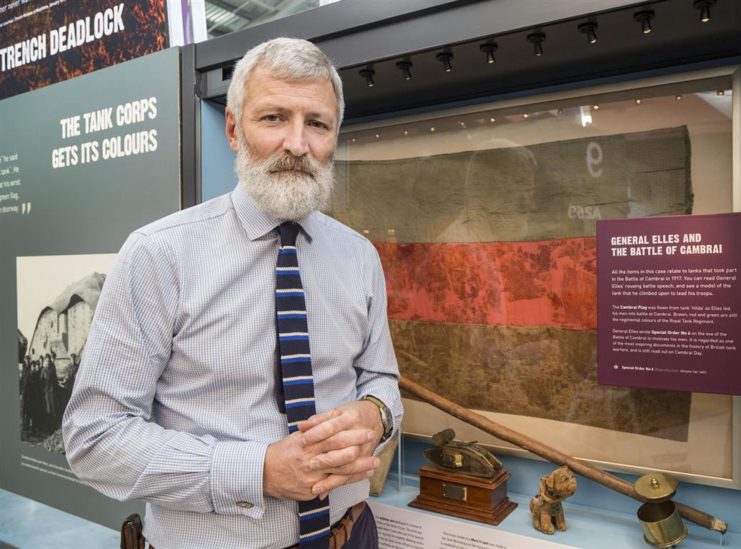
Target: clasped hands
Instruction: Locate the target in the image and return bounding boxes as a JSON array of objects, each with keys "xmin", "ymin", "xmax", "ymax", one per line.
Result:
[{"xmin": 263, "ymin": 400, "xmax": 383, "ymax": 501}]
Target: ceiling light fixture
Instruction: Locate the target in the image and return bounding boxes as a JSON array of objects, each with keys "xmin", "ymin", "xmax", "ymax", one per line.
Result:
[
  {"xmin": 694, "ymin": 0, "xmax": 716, "ymax": 23},
  {"xmin": 359, "ymin": 68, "xmax": 375, "ymax": 88},
  {"xmin": 633, "ymin": 10, "xmax": 654, "ymax": 34},
  {"xmin": 480, "ymin": 42, "xmax": 498, "ymax": 64},
  {"xmin": 527, "ymin": 32, "xmax": 546, "ymax": 56},
  {"xmin": 578, "ymin": 21, "xmax": 599, "ymax": 44},
  {"xmin": 396, "ymin": 60, "xmax": 413, "ymax": 81},
  {"xmin": 436, "ymin": 51, "xmax": 454, "ymax": 72}
]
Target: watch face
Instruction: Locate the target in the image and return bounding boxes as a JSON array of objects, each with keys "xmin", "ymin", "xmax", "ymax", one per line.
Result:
[{"xmin": 380, "ymin": 407, "xmax": 392, "ymax": 437}]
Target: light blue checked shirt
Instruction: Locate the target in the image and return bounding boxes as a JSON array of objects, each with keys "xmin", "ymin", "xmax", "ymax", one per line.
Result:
[{"xmin": 62, "ymin": 184, "xmax": 403, "ymax": 549}]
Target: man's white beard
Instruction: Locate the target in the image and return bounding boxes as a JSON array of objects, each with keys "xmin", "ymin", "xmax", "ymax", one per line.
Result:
[{"xmin": 235, "ymin": 134, "xmax": 334, "ymax": 221}]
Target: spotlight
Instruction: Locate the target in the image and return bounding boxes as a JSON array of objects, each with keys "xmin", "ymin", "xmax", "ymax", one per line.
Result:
[
  {"xmin": 635, "ymin": 98, "xmax": 642, "ymax": 105},
  {"xmin": 396, "ymin": 60, "xmax": 412, "ymax": 81},
  {"xmin": 359, "ymin": 68, "xmax": 375, "ymax": 88},
  {"xmin": 480, "ymin": 42, "xmax": 498, "ymax": 64},
  {"xmin": 675, "ymin": 95, "xmax": 683, "ymax": 101},
  {"xmin": 578, "ymin": 21, "xmax": 599, "ymax": 44},
  {"xmin": 436, "ymin": 51, "xmax": 454, "ymax": 72},
  {"xmin": 633, "ymin": 10, "xmax": 654, "ymax": 34},
  {"xmin": 527, "ymin": 32, "xmax": 546, "ymax": 56},
  {"xmin": 717, "ymin": 89, "xmax": 726, "ymax": 96},
  {"xmin": 694, "ymin": 0, "xmax": 716, "ymax": 23},
  {"xmin": 592, "ymin": 104, "xmax": 600, "ymax": 110}
]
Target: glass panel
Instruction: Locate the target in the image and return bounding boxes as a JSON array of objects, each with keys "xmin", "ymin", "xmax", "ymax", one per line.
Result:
[
  {"xmin": 204, "ymin": 0, "xmax": 329, "ymax": 39},
  {"xmin": 332, "ymin": 78, "xmax": 735, "ymax": 483}
]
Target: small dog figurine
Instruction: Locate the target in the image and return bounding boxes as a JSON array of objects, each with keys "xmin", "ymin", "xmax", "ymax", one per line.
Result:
[{"xmin": 529, "ymin": 466, "xmax": 577, "ymax": 535}]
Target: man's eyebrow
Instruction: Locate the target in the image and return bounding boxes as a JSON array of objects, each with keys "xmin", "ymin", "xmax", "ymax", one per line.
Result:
[
  {"xmin": 305, "ymin": 110, "xmax": 334, "ymax": 120},
  {"xmin": 253, "ymin": 105, "xmax": 289, "ymax": 115},
  {"xmin": 252, "ymin": 105, "xmax": 334, "ymax": 119}
]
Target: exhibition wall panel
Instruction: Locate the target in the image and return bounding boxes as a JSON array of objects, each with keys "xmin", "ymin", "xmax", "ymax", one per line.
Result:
[{"xmin": 0, "ymin": 47, "xmax": 182, "ymax": 528}]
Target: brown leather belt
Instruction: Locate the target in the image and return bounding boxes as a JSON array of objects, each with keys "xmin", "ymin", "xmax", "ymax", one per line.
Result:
[
  {"xmin": 286, "ymin": 501, "xmax": 366, "ymax": 549},
  {"xmin": 123, "ymin": 502, "xmax": 367, "ymax": 549}
]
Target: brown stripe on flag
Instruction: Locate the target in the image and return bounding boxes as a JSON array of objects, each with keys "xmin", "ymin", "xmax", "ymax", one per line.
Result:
[{"xmin": 391, "ymin": 320, "xmax": 691, "ymax": 441}]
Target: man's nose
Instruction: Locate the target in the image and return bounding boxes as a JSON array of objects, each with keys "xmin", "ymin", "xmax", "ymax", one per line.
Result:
[{"xmin": 282, "ymin": 119, "xmax": 310, "ymax": 157}]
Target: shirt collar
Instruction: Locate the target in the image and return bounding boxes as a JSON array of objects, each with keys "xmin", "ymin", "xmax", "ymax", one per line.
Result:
[{"xmin": 231, "ymin": 183, "xmax": 315, "ymax": 242}]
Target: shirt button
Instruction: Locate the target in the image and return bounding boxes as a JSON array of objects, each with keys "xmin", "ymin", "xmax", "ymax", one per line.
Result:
[{"xmin": 236, "ymin": 501, "xmax": 253, "ymax": 509}]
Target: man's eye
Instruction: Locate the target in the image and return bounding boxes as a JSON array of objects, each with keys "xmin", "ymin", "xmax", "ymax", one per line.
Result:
[
  {"xmin": 262, "ymin": 114, "xmax": 280, "ymax": 122},
  {"xmin": 309, "ymin": 120, "xmax": 328, "ymax": 129}
]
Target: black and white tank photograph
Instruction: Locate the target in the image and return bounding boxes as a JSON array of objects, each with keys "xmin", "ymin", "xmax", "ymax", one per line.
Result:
[{"xmin": 16, "ymin": 254, "xmax": 116, "ymax": 454}]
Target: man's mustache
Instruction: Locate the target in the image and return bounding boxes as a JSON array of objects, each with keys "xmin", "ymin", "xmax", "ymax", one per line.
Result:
[{"xmin": 267, "ymin": 155, "xmax": 317, "ymax": 178}]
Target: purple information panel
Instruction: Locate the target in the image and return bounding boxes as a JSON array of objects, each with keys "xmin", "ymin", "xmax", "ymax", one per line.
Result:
[{"xmin": 597, "ymin": 213, "xmax": 741, "ymax": 394}]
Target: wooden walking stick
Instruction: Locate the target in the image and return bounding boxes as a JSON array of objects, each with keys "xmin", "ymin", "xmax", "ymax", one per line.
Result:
[{"xmin": 399, "ymin": 374, "xmax": 728, "ymax": 534}]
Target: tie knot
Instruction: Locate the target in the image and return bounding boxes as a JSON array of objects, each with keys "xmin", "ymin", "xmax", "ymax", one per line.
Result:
[{"xmin": 277, "ymin": 222, "xmax": 300, "ymax": 246}]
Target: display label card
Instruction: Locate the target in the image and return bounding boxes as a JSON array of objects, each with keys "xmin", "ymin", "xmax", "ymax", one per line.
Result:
[
  {"xmin": 597, "ymin": 213, "xmax": 740, "ymax": 394},
  {"xmin": 369, "ymin": 502, "xmax": 578, "ymax": 549}
]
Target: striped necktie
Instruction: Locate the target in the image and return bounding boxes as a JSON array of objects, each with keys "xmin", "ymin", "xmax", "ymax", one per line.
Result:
[{"xmin": 275, "ymin": 222, "xmax": 330, "ymax": 549}]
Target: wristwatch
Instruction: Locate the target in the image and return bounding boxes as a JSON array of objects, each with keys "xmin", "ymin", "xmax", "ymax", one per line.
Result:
[{"xmin": 361, "ymin": 395, "xmax": 393, "ymax": 444}]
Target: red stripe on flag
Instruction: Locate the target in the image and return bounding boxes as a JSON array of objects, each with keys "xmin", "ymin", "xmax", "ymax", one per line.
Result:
[{"xmin": 375, "ymin": 238, "xmax": 596, "ymax": 329}]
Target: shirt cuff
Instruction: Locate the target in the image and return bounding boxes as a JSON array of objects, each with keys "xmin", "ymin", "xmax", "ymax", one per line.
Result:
[{"xmin": 210, "ymin": 439, "xmax": 269, "ymax": 518}]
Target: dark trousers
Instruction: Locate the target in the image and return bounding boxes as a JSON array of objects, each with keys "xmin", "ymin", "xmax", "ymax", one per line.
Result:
[{"xmin": 343, "ymin": 504, "xmax": 378, "ymax": 549}]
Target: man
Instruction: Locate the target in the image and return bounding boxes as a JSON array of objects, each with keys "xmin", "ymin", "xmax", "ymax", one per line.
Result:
[
  {"xmin": 41, "ymin": 353, "xmax": 59, "ymax": 434},
  {"xmin": 63, "ymin": 38, "xmax": 402, "ymax": 549},
  {"xmin": 63, "ymin": 352, "xmax": 80, "ymax": 404},
  {"xmin": 19, "ymin": 355, "xmax": 32, "ymax": 438}
]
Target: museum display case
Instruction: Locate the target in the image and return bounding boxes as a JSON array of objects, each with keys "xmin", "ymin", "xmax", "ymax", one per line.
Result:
[{"xmin": 332, "ymin": 70, "xmax": 738, "ymax": 487}]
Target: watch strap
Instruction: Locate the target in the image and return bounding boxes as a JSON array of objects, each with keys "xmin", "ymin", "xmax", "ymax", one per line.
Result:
[{"xmin": 361, "ymin": 395, "xmax": 393, "ymax": 443}]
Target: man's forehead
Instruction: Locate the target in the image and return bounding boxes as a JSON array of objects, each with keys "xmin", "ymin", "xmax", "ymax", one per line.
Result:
[
  {"xmin": 244, "ymin": 66, "xmax": 338, "ymax": 108},
  {"xmin": 248, "ymin": 63, "xmax": 330, "ymax": 86}
]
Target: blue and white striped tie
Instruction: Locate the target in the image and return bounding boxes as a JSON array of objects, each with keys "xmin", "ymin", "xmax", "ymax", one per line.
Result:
[{"xmin": 275, "ymin": 222, "xmax": 330, "ymax": 549}]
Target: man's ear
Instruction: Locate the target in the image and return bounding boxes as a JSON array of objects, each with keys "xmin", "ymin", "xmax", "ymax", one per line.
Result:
[{"xmin": 225, "ymin": 107, "xmax": 239, "ymax": 153}]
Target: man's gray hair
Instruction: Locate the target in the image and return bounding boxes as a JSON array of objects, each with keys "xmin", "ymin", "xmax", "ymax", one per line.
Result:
[{"xmin": 226, "ymin": 37, "xmax": 345, "ymax": 129}]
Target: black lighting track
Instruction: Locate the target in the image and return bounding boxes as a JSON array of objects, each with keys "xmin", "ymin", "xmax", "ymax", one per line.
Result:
[{"xmin": 193, "ymin": 0, "xmax": 741, "ymax": 121}]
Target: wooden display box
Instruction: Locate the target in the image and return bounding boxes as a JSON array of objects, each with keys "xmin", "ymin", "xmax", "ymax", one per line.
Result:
[{"xmin": 409, "ymin": 465, "xmax": 517, "ymax": 526}]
